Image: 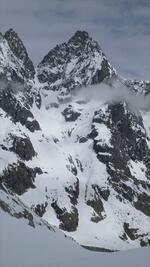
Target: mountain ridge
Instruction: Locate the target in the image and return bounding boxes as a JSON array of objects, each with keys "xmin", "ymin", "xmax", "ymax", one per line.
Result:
[{"xmin": 1, "ymin": 28, "xmax": 149, "ymax": 92}]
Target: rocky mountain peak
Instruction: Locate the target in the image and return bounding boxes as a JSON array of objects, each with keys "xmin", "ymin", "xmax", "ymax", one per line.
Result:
[
  {"xmin": 68, "ymin": 30, "xmax": 101, "ymax": 52},
  {"xmin": 4, "ymin": 29, "xmax": 26, "ymax": 59},
  {"xmin": 4, "ymin": 28, "xmax": 35, "ymax": 79},
  {"xmin": 68, "ymin": 30, "xmax": 90, "ymax": 45},
  {"xmin": 37, "ymin": 31, "xmax": 116, "ymax": 93}
]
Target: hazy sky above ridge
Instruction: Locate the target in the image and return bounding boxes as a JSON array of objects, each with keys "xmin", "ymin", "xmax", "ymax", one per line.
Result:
[{"xmin": 0, "ymin": 0, "xmax": 150, "ymax": 80}]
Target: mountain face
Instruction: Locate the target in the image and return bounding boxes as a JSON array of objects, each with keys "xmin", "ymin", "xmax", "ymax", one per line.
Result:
[{"xmin": 0, "ymin": 29, "xmax": 150, "ymax": 252}]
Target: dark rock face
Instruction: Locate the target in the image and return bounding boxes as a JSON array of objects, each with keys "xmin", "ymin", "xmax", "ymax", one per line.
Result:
[
  {"xmin": 0, "ymin": 199, "xmax": 11, "ymax": 213},
  {"xmin": 66, "ymin": 155, "xmax": 78, "ymax": 176},
  {"xmin": 52, "ymin": 160, "xmax": 79, "ymax": 231},
  {"xmin": 51, "ymin": 201, "xmax": 78, "ymax": 232},
  {"xmin": 123, "ymin": 222, "xmax": 150, "ymax": 246},
  {"xmin": 89, "ymin": 101, "xmax": 150, "ymax": 217},
  {"xmin": 0, "ymin": 88, "xmax": 40, "ymax": 132},
  {"xmin": 109, "ymin": 103, "xmax": 148, "ymax": 162},
  {"xmin": 134, "ymin": 193, "xmax": 150, "ymax": 217},
  {"xmin": 0, "ymin": 161, "xmax": 42, "ymax": 195},
  {"xmin": 10, "ymin": 136, "xmax": 36, "ymax": 161},
  {"xmin": 14, "ymin": 209, "xmax": 35, "ymax": 227},
  {"xmin": 123, "ymin": 223, "xmax": 138, "ymax": 240},
  {"xmin": 0, "ymin": 197, "xmax": 35, "ymax": 227},
  {"xmin": 25, "ymin": 119, "xmax": 41, "ymax": 132},
  {"xmin": 33, "ymin": 202, "xmax": 48, "ymax": 217},
  {"xmin": 140, "ymin": 239, "xmax": 150, "ymax": 247},
  {"xmin": 86, "ymin": 184, "xmax": 106, "ymax": 223},
  {"xmin": 4, "ymin": 29, "xmax": 35, "ymax": 80},
  {"xmin": 65, "ymin": 178, "xmax": 79, "ymax": 205},
  {"xmin": 62, "ymin": 105, "xmax": 81, "ymax": 122},
  {"xmin": 78, "ymin": 137, "xmax": 88, "ymax": 143},
  {"xmin": 92, "ymin": 58, "xmax": 113, "ymax": 84},
  {"xmin": 92, "ymin": 184, "xmax": 110, "ymax": 201},
  {"xmin": 68, "ymin": 30, "xmax": 90, "ymax": 46},
  {"xmin": 87, "ymin": 198, "xmax": 105, "ymax": 223},
  {"xmin": 52, "ymin": 157, "xmax": 79, "ymax": 231}
]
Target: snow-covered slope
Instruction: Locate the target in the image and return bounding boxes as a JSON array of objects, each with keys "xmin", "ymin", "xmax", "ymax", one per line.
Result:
[
  {"xmin": 1, "ymin": 207, "xmax": 150, "ymax": 267},
  {"xmin": 0, "ymin": 29, "xmax": 150, "ymax": 253},
  {"xmin": 0, "ymin": 185, "xmax": 84, "ymax": 267}
]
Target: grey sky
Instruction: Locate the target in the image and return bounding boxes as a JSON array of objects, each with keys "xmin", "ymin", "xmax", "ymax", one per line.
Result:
[{"xmin": 0, "ymin": 0, "xmax": 150, "ymax": 80}]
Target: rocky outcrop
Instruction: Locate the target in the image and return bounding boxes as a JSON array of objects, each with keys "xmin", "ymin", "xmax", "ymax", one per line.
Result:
[
  {"xmin": 10, "ymin": 136, "xmax": 36, "ymax": 161},
  {"xmin": 65, "ymin": 178, "xmax": 79, "ymax": 205},
  {"xmin": 33, "ymin": 202, "xmax": 48, "ymax": 217},
  {"xmin": 62, "ymin": 105, "xmax": 81, "ymax": 122},
  {"xmin": 0, "ymin": 88, "xmax": 40, "ymax": 132},
  {"xmin": 86, "ymin": 184, "xmax": 107, "ymax": 223},
  {"xmin": 51, "ymin": 201, "xmax": 79, "ymax": 232},
  {"xmin": 0, "ymin": 162, "xmax": 42, "ymax": 195}
]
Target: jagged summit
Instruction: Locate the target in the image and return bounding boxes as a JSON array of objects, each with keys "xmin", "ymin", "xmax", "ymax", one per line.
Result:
[
  {"xmin": 4, "ymin": 28, "xmax": 35, "ymax": 79},
  {"xmin": 68, "ymin": 30, "xmax": 101, "ymax": 51},
  {"xmin": 37, "ymin": 30, "xmax": 116, "ymax": 92},
  {"xmin": 68, "ymin": 30, "xmax": 90, "ymax": 44}
]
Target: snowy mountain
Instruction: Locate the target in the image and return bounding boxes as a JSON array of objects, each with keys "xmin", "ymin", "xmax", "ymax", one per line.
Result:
[{"xmin": 0, "ymin": 29, "xmax": 150, "ymax": 254}]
